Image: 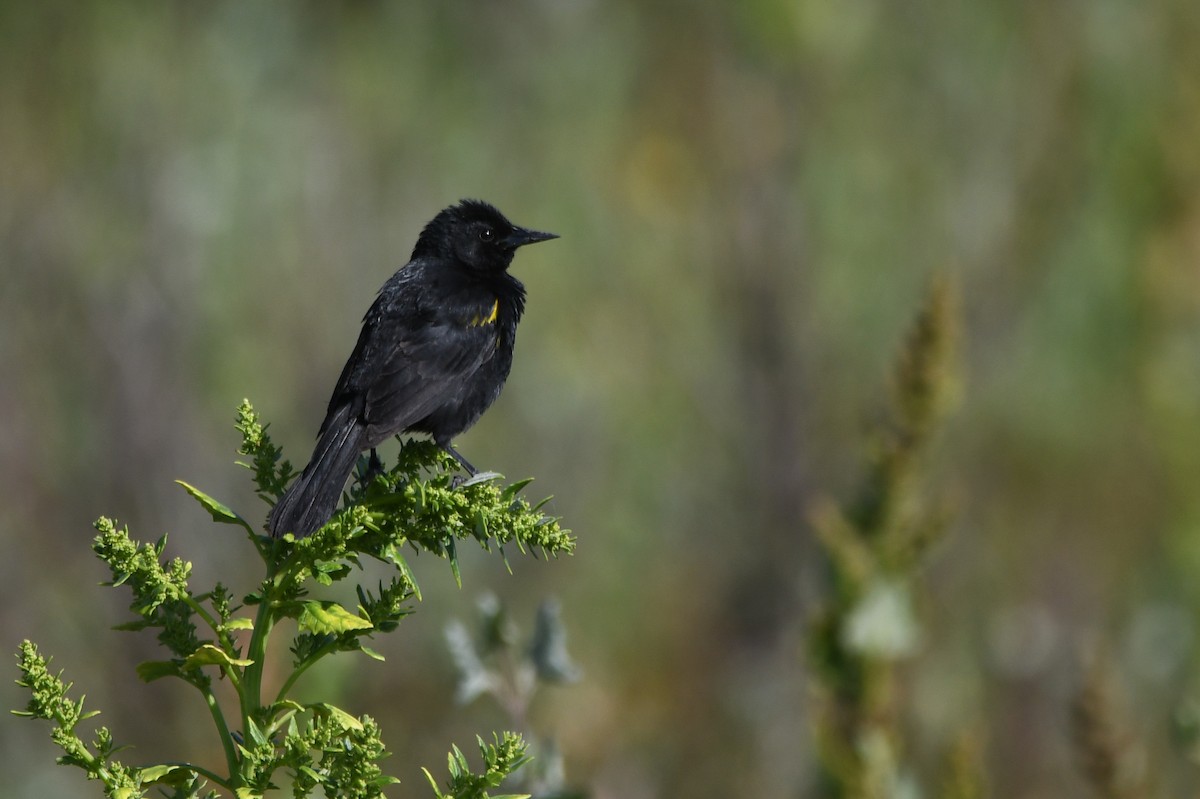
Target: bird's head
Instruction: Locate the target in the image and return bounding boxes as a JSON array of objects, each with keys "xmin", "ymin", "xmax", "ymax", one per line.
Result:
[{"xmin": 413, "ymin": 199, "xmax": 557, "ymax": 272}]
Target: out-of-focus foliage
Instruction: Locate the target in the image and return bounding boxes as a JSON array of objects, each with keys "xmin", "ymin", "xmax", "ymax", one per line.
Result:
[
  {"xmin": 808, "ymin": 278, "xmax": 962, "ymax": 798},
  {"xmin": 445, "ymin": 595, "xmax": 583, "ymax": 797},
  {"xmin": 2, "ymin": 2, "xmax": 1199, "ymax": 797}
]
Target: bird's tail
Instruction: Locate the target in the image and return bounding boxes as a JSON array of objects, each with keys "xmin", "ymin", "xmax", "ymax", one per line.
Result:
[{"xmin": 267, "ymin": 405, "xmax": 366, "ymax": 539}]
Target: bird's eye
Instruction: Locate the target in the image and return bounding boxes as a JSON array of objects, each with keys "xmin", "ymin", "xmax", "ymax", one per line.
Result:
[{"xmin": 478, "ymin": 227, "xmax": 495, "ymax": 242}]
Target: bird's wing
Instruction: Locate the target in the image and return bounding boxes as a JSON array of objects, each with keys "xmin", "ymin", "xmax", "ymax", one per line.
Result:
[
  {"xmin": 363, "ymin": 315, "xmax": 494, "ymax": 431},
  {"xmin": 319, "ymin": 282, "xmax": 495, "ymax": 440}
]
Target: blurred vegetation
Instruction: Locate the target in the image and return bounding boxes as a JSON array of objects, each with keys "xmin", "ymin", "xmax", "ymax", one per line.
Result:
[
  {"xmin": 808, "ymin": 277, "xmax": 961, "ymax": 797},
  {"xmin": 2, "ymin": 2, "xmax": 1199, "ymax": 797}
]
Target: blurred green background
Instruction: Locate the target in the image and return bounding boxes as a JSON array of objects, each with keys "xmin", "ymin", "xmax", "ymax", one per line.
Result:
[{"xmin": 3, "ymin": 2, "xmax": 1199, "ymax": 797}]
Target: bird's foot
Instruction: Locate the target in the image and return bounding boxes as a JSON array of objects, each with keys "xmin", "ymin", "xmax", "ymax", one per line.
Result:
[
  {"xmin": 438, "ymin": 444, "xmax": 500, "ymax": 488},
  {"xmin": 441, "ymin": 443, "xmax": 478, "ymax": 476},
  {"xmin": 355, "ymin": 448, "xmax": 386, "ymax": 486}
]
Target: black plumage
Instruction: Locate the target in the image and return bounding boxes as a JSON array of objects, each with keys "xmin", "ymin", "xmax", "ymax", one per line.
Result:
[{"xmin": 267, "ymin": 200, "xmax": 557, "ymax": 539}]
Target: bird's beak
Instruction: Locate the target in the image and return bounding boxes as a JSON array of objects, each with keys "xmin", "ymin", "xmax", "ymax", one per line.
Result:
[{"xmin": 504, "ymin": 226, "xmax": 559, "ymax": 249}]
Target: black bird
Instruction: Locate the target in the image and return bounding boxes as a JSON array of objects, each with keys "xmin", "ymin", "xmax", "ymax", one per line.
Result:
[{"xmin": 267, "ymin": 200, "xmax": 557, "ymax": 539}]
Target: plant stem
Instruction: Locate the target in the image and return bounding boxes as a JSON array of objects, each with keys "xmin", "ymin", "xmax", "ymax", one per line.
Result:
[
  {"xmin": 184, "ymin": 595, "xmax": 224, "ymax": 641},
  {"xmin": 162, "ymin": 761, "xmax": 234, "ymax": 791},
  {"xmin": 242, "ymin": 590, "xmax": 276, "ymax": 720},
  {"xmin": 200, "ymin": 683, "xmax": 238, "ymax": 779},
  {"xmin": 273, "ymin": 640, "xmax": 337, "ymax": 706}
]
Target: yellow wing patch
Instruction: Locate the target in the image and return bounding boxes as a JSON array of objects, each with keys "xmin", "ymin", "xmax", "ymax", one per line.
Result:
[{"xmin": 469, "ymin": 299, "xmax": 499, "ymax": 327}]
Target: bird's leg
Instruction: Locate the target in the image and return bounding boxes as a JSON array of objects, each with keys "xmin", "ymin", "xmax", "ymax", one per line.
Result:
[
  {"xmin": 442, "ymin": 444, "xmax": 504, "ymax": 488},
  {"xmin": 356, "ymin": 448, "xmax": 386, "ymax": 486},
  {"xmin": 442, "ymin": 443, "xmax": 478, "ymax": 488},
  {"xmin": 443, "ymin": 444, "xmax": 478, "ymax": 475},
  {"xmin": 367, "ymin": 448, "xmax": 385, "ymax": 476}
]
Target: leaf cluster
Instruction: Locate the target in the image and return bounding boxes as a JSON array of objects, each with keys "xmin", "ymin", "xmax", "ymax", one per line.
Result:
[
  {"xmin": 13, "ymin": 400, "xmax": 571, "ymax": 798},
  {"xmin": 421, "ymin": 732, "xmax": 533, "ymax": 799},
  {"xmin": 444, "ymin": 597, "xmax": 582, "ymax": 797},
  {"xmin": 14, "ymin": 640, "xmax": 155, "ymax": 799}
]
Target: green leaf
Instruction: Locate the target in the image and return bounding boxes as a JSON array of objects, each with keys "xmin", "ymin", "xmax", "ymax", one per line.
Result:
[
  {"xmin": 473, "ymin": 508, "xmax": 489, "ymax": 543},
  {"xmin": 264, "ymin": 699, "xmax": 305, "ymax": 738},
  {"xmin": 223, "ymin": 617, "xmax": 255, "ymax": 631},
  {"xmin": 421, "ymin": 767, "xmax": 446, "ymax": 798},
  {"xmin": 176, "ymin": 481, "xmax": 256, "ymax": 535},
  {"xmin": 136, "ymin": 660, "xmax": 182, "ymax": 682},
  {"xmin": 310, "ymin": 702, "xmax": 364, "ymax": 730},
  {"xmin": 298, "ymin": 764, "xmax": 323, "ymax": 782},
  {"xmin": 182, "ymin": 644, "xmax": 254, "ymax": 670},
  {"xmin": 500, "ymin": 477, "xmax": 535, "ymax": 503},
  {"xmin": 450, "ymin": 743, "xmax": 468, "ymax": 776},
  {"xmin": 460, "ymin": 470, "xmax": 503, "ymax": 487},
  {"xmin": 245, "ymin": 715, "xmax": 269, "ymax": 747},
  {"xmin": 387, "ymin": 549, "xmax": 422, "ymax": 602},
  {"xmin": 139, "ymin": 764, "xmax": 192, "ymax": 786},
  {"xmin": 236, "ymin": 788, "xmax": 263, "ymax": 799},
  {"xmin": 297, "ymin": 601, "xmax": 373, "ymax": 634},
  {"xmin": 447, "ymin": 537, "xmax": 461, "ymax": 589}
]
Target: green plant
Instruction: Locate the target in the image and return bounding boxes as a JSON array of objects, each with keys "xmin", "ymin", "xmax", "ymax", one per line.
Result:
[
  {"xmin": 1071, "ymin": 654, "xmax": 1148, "ymax": 799},
  {"xmin": 14, "ymin": 400, "xmax": 574, "ymax": 799},
  {"xmin": 807, "ymin": 276, "xmax": 972, "ymax": 798},
  {"xmin": 445, "ymin": 596, "xmax": 584, "ymax": 799}
]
